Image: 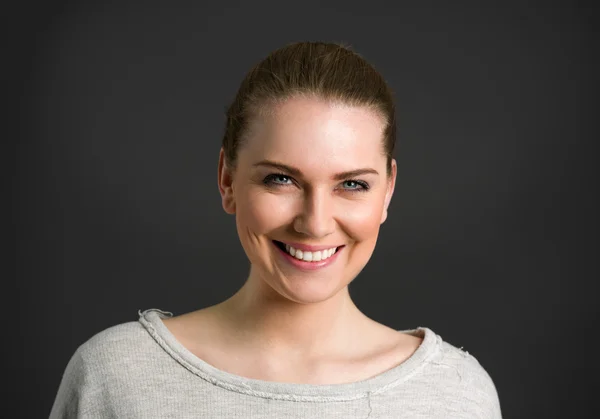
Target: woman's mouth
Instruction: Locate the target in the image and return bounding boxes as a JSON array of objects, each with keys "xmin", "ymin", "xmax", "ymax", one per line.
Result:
[
  {"xmin": 273, "ymin": 240, "xmax": 340, "ymax": 261},
  {"xmin": 272, "ymin": 240, "xmax": 344, "ymax": 270}
]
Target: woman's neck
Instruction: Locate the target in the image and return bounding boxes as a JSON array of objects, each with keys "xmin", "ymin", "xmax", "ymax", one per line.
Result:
[{"xmin": 215, "ymin": 272, "xmax": 370, "ymax": 358}]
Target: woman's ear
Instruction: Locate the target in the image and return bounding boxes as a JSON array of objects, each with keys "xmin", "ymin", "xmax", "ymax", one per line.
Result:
[
  {"xmin": 218, "ymin": 148, "xmax": 236, "ymax": 214},
  {"xmin": 381, "ymin": 159, "xmax": 397, "ymax": 224}
]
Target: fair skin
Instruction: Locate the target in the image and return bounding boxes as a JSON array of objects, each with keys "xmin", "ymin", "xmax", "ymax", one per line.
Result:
[{"xmin": 164, "ymin": 96, "xmax": 423, "ymax": 385}]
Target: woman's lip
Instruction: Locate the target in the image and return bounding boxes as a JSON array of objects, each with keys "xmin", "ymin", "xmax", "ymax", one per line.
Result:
[
  {"xmin": 272, "ymin": 241, "xmax": 342, "ymax": 270},
  {"xmin": 273, "ymin": 240, "xmax": 344, "ymax": 252}
]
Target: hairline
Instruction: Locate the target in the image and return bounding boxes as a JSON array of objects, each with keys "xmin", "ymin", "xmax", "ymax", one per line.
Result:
[{"xmin": 230, "ymin": 93, "xmax": 391, "ymax": 172}]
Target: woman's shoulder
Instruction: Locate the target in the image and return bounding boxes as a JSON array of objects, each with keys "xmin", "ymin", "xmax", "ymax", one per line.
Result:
[
  {"xmin": 436, "ymin": 337, "xmax": 498, "ymax": 389},
  {"xmin": 372, "ymin": 327, "xmax": 502, "ymax": 418},
  {"xmin": 70, "ymin": 310, "xmax": 165, "ymax": 371},
  {"xmin": 50, "ymin": 311, "xmax": 171, "ymax": 417},
  {"xmin": 421, "ymin": 330, "xmax": 501, "ymax": 415},
  {"xmin": 78, "ymin": 319, "xmax": 146, "ymax": 356}
]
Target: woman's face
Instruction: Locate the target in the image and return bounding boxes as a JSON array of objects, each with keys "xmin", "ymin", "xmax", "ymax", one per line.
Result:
[{"xmin": 218, "ymin": 96, "xmax": 396, "ymax": 304}]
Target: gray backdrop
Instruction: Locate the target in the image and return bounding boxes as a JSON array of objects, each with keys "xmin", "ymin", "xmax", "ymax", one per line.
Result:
[{"xmin": 12, "ymin": 1, "xmax": 597, "ymax": 418}]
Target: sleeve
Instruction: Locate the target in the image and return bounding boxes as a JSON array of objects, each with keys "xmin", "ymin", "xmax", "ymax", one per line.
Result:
[
  {"xmin": 49, "ymin": 347, "xmax": 97, "ymax": 419},
  {"xmin": 467, "ymin": 354, "xmax": 503, "ymax": 419},
  {"xmin": 482, "ymin": 372, "xmax": 503, "ymax": 419}
]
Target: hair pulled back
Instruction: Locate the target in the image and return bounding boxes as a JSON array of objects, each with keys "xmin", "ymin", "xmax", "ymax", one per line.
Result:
[{"xmin": 222, "ymin": 41, "xmax": 396, "ymax": 176}]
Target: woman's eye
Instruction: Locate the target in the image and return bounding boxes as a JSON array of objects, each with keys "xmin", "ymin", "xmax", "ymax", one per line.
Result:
[
  {"xmin": 263, "ymin": 174, "xmax": 369, "ymax": 192},
  {"xmin": 341, "ymin": 180, "xmax": 369, "ymax": 191},
  {"xmin": 264, "ymin": 174, "xmax": 293, "ymax": 185}
]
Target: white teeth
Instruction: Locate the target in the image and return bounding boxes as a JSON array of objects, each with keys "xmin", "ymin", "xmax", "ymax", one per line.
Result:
[{"xmin": 283, "ymin": 244, "xmax": 338, "ymax": 262}]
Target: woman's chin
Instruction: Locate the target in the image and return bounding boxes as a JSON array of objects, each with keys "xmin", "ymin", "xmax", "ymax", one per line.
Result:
[{"xmin": 266, "ymin": 275, "xmax": 348, "ymax": 305}]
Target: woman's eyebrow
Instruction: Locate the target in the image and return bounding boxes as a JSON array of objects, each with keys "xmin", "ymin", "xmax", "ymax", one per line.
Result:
[{"xmin": 252, "ymin": 160, "xmax": 379, "ymax": 180}]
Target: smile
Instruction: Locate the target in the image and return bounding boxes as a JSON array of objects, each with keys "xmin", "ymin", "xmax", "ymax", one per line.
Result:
[
  {"xmin": 274, "ymin": 241, "xmax": 339, "ymax": 261},
  {"xmin": 272, "ymin": 240, "xmax": 344, "ymax": 270}
]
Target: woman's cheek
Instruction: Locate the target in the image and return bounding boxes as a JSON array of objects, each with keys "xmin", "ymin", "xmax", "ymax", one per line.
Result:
[
  {"xmin": 338, "ymin": 199, "xmax": 384, "ymax": 239},
  {"xmin": 242, "ymin": 190, "xmax": 297, "ymax": 232}
]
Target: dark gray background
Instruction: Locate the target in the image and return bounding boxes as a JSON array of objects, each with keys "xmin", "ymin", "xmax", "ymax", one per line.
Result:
[{"xmin": 12, "ymin": 1, "xmax": 597, "ymax": 418}]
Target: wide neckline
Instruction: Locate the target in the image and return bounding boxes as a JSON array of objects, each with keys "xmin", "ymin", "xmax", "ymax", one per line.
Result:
[{"xmin": 138, "ymin": 308, "xmax": 441, "ymax": 402}]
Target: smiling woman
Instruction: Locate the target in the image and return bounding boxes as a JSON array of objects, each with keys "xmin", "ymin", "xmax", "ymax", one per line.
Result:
[
  {"xmin": 221, "ymin": 96, "xmax": 395, "ymax": 305},
  {"xmin": 50, "ymin": 42, "xmax": 502, "ymax": 418}
]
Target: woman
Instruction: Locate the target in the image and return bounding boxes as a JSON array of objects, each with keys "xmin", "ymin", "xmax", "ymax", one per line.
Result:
[{"xmin": 50, "ymin": 41, "xmax": 502, "ymax": 418}]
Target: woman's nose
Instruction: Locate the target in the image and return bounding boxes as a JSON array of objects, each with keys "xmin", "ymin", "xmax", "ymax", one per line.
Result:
[{"xmin": 292, "ymin": 189, "xmax": 335, "ymax": 239}]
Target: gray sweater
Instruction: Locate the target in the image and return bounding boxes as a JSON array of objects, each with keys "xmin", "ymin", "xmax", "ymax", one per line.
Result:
[{"xmin": 50, "ymin": 308, "xmax": 502, "ymax": 418}]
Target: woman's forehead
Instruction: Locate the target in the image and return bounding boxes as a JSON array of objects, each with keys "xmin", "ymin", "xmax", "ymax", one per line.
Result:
[{"xmin": 240, "ymin": 97, "xmax": 387, "ymax": 172}]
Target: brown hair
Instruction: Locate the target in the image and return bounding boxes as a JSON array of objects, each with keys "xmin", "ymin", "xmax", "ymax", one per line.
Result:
[{"xmin": 222, "ymin": 41, "xmax": 396, "ymax": 176}]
